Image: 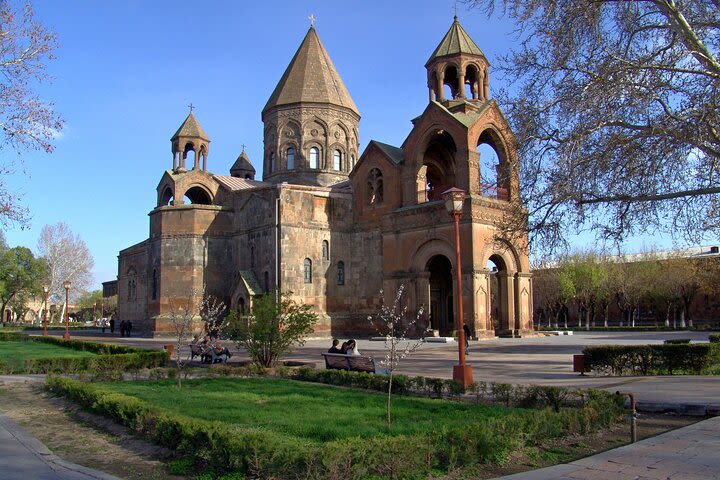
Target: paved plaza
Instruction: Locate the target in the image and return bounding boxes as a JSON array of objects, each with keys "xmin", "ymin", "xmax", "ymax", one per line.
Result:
[
  {"xmin": 2, "ymin": 328, "xmax": 718, "ymax": 479},
  {"xmin": 63, "ymin": 329, "xmax": 720, "ymax": 408}
]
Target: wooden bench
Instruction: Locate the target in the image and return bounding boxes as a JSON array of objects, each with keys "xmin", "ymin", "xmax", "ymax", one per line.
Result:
[{"xmin": 321, "ymin": 353, "xmax": 378, "ymax": 373}]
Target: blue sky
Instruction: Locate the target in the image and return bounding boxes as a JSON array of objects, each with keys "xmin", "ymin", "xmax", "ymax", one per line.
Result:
[{"xmin": 3, "ymin": 1, "xmax": 686, "ymax": 290}]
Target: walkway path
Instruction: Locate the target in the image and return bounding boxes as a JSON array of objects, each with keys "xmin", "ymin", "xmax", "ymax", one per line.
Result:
[
  {"xmin": 495, "ymin": 416, "xmax": 720, "ymax": 479},
  {"xmin": 0, "ymin": 412, "xmax": 120, "ymax": 480}
]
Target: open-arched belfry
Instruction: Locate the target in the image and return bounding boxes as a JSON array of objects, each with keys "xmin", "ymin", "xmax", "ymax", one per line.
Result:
[{"xmin": 116, "ymin": 17, "xmax": 533, "ymax": 338}]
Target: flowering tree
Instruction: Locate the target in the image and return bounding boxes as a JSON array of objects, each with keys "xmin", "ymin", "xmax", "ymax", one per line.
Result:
[
  {"xmin": 168, "ymin": 289, "xmax": 228, "ymax": 387},
  {"xmin": 167, "ymin": 291, "xmax": 197, "ymax": 388},
  {"xmin": 368, "ymin": 284, "xmax": 427, "ymax": 427}
]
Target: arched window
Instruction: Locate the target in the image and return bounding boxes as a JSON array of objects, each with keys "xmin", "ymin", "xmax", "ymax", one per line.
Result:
[
  {"xmin": 270, "ymin": 152, "xmax": 276, "ymax": 172},
  {"xmin": 337, "ymin": 261, "xmax": 345, "ymax": 285},
  {"xmin": 152, "ymin": 269, "xmax": 158, "ymax": 300},
  {"xmin": 250, "ymin": 245, "xmax": 255, "ymax": 267},
  {"xmin": 264, "ymin": 271, "xmax": 270, "ymax": 293},
  {"xmin": 309, "ymin": 147, "xmax": 319, "ymax": 169},
  {"xmin": 333, "ymin": 150, "xmax": 341, "ymax": 171},
  {"xmin": 287, "ymin": 147, "xmax": 295, "ymax": 169},
  {"xmin": 322, "ymin": 240, "xmax": 329, "ymax": 261},
  {"xmin": 183, "ymin": 186, "xmax": 211, "ymax": 205},
  {"xmin": 367, "ymin": 168, "xmax": 384, "ymax": 205},
  {"xmin": 303, "ymin": 258, "xmax": 312, "ymax": 283}
]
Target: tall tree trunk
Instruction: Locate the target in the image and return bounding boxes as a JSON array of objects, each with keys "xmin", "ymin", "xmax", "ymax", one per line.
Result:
[
  {"xmin": 60, "ymin": 302, "xmax": 67, "ymax": 326},
  {"xmin": 665, "ymin": 303, "xmax": 671, "ymax": 327},
  {"xmin": 673, "ymin": 306, "xmax": 677, "ymax": 329},
  {"xmin": 604, "ymin": 304, "xmax": 609, "ymax": 328},
  {"xmin": 387, "ymin": 371, "xmax": 394, "ymax": 428},
  {"xmin": 680, "ymin": 307, "xmax": 686, "ymax": 329}
]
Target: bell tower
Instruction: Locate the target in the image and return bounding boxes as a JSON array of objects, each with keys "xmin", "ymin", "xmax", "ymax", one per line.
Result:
[
  {"xmin": 171, "ymin": 110, "xmax": 210, "ymax": 173},
  {"xmin": 261, "ymin": 25, "xmax": 360, "ymax": 187},
  {"xmin": 425, "ymin": 16, "xmax": 490, "ymax": 105}
]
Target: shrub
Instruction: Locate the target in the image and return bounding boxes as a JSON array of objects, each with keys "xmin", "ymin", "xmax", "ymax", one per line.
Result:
[
  {"xmin": 710, "ymin": 334, "xmax": 720, "ymax": 343},
  {"xmin": 664, "ymin": 339, "xmax": 691, "ymax": 345},
  {"xmin": 583, "ymin": 344, "xmax": 719, "ymax": 375},
  {"xmin": 491, "ymin": 383, "xmax": 514, "ymax": 407}
]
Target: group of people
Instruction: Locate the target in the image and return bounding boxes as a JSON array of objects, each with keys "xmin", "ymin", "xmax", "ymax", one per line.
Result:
[
  {"xmin": 328, "ymin": 338, "xmax": 360, "ymax": 356},
  {"xmin": 98, "ymin": 317, "xmax": 132, "ymax": 337}
]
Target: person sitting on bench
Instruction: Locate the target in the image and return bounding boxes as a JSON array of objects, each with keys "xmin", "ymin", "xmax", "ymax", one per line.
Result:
[
  {"xmin": 328, "ymin": 338, "xmax": 343, "ymax": 354},
  {"xmin": 344, "ymin": 339, "xmax": 360, "ymax": 356}
]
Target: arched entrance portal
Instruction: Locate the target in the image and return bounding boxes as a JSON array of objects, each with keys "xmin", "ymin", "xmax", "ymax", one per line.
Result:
[
  {"xmin": 427, "ymin": 255, "xmax": 454, "ymax": 336},
  {"xmin": 487, "ymin": 254, "xmax": 512, "ymax": 336}
]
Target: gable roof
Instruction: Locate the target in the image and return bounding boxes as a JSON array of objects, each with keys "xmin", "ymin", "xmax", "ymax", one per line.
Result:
[
  {"xmin": 426, "ymin": 17, "xmax": 487, "ymax": 66},
  {"xmin": 171, "ymin": 112, "xmax": 209, "ymax": 141},
  {"xmin": 213, "ymin": 175, "xmax": 268, "ymax": 191},
  {"xmin": 370, "ymin": 140, "xmax": 405, "ymax": 165},
  {"xmin": 262, "ymin": 27, "xmax": 359, "ymax": 116},
  {"xmin": 238, "ymin": 271, "xmax": 263, "ymax": 296}
]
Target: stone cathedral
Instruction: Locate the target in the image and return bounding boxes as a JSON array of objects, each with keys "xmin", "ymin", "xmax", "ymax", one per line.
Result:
[{"xmin": 116, "ymin": 17, "xmax": 534, "ymax": 338}]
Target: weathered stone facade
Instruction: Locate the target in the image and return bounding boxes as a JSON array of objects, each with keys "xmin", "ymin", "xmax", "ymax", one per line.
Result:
[{"xmin": 117, "ymin": 19, "xmax": 534, "ymax": 338}]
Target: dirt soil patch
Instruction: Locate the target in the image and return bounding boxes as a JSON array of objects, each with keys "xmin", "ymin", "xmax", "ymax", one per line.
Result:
[
  {"xmin": 0, "ymin": 377, "xmax": 701, "ymax": 480},
  {"xmin": 0, "ymin": 378, "xmax": 186, "ymax": 480}
]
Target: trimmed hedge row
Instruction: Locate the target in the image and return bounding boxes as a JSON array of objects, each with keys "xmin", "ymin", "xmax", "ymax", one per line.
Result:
[
  {"xmin": 540, "ymin": 325, "xmax": 720, "ymax": 332},
  {"xmin": 710, "ymin": 334, "xmax": 720, "ymax": 344},
  {"xmin": 582, "ymin": 344, "xmax": 720, "ymax": 375},
  {"xmin": 288, "ymin": 368, "xmax": 597, "ymax": 412},
  {"xmin": 46, "ymin": 376, "xmax": 624, "ymax": 479},
  {"xmin": 0, "ymin": 332, "xmax": 168, "ymax": 374}
]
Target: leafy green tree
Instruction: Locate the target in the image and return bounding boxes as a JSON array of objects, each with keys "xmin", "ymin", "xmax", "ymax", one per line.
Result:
[
  {"xmin": 532, "ymin": 266, "xmax": 564, "ymax": 328},
  {"xmin": 227, "ymin": 291, "xmax": 317, "ymax": 367},
  {"xmin": 561, "ymin": 252, "xmax": 610, "ymax": 328},
  {"xmin": 0, "ymin": 246, "xmax": 48, "ymax": 322}
]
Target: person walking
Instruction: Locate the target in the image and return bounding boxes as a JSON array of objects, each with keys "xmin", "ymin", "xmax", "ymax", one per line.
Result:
[
  {"xmin": 119, "ymin": 320, "xmax": 126, "ymax": 337},
  {"xmin": 109, "ymin": 317, "xmax": 115, "ymax": 334},
  {"xmin": 126, "ymin": 320, "xmax": 133, "ymax": 338},
  {"xmin": 463, "ymin": 323, "xmax": 472, "ymax": 355},
  {"xmin": 101, "ymin": 317, "xmax": 107, "ymax": 334}
]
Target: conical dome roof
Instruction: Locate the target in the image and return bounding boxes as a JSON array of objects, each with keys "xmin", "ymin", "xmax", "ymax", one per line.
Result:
[
  {"xmin": 426, "ymin": 16, "xmax": 486, "ymax": 66},
  {"xmin": 262, "ymin": 27, "xmax": 359, "ymax": 116},
  {"xmin": 230, "ymin": 149, "xmax": 255, "ymax": 177},
  {"xmin": 171, "ymin": 112, "xmax": 209, "ymax": 141}
]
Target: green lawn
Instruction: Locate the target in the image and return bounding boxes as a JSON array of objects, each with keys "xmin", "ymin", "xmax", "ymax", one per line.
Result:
[
  {"xmin": 0, "ymin": 341, "xmax": 97, "ymax": 372},
  {"xmin": 101, "ymin": 377, "xmax": 523, "ymax": 443}
]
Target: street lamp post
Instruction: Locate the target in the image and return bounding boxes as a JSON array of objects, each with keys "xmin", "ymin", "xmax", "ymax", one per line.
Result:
[
  {"xmin": 42, "ymin": 284, "xmax": 50, "ymax": 337},
  {"xmin": 442, "ymin": 187, "xmax": 474, "ymax": 388},
  {"xmin": 63, "ymin": 280, "xmax": 71, "ymax": 339}
]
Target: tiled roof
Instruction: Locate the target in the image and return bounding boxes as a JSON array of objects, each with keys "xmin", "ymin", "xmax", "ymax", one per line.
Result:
[
  {"xmin": 171, "ymin": 112, "xmax": 209, "ymax": 141},
  {"xmin": 238, "ymin": 271, "xmax": 263, "ymax": 296},
  {"xmin": 262, "ymin": 27, "xmax": 359, "ymax": 116},
  {"xmin": 426, "ymin": 17, "xmax": 486, "ymax": 66},
  {"xmin": 230, "ymin": 150, "xmax": 255, "ymax": 176},
  {"xmin": 371, "ymin": 140, "xmax": 405, "ymax": 164},
  {"xmin": 214, "ymin": 175, "xmax": 268, "ymax": 191}
]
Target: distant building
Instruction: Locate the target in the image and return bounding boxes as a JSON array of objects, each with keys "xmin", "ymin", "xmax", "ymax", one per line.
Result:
[{"xmin": 116, "ymin": 18, "xmax": 534, "ymax": 338}]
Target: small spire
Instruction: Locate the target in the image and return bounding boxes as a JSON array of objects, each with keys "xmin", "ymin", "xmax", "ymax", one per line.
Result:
[
  {"xmin": 188, "ymin": 102, "xmax": 195, "ymax": 112},
  {"xmin": 453, "ymin": 0, "xmax": 459, "ymax": 20},
  {"xmin": 308, "ymin": 14, "xmax": 315, "ymax": 28},
  {"xmin": 241, "ymin": 143, "xmax": 246, "ymax": 152}
]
